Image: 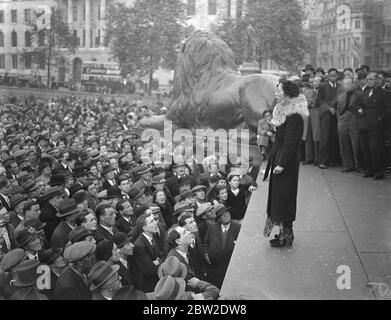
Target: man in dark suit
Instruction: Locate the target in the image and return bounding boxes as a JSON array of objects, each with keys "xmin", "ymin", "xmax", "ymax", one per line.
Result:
[
  {"xmin": 51, "ymin": 199, "xmax": 81, "ymax": 251},
  {"xmin": 102, "ymin": 166, "xmax": 117, "ymax": 190},
  {"xmin": 115, "ymin": 199, "xmax": 134, "ymax": 234},
  {"xmin": 354, "ymin": 72, "xmax": 391, "ymax": 179},
  {"xmin": 316, "ymin": 68, "xmax": 342, "ymax": 168},
  {"xmin": 165, "ymin": 225, "xmax": 197, "ymax": 281},
  {"xmin": 132, "ymin": 212, "xmax": 161, "ymax": 292},
  {"xmin": 178, "ymin": 212, "xmax": 209, "ymax": 280},
  {"xmin": 54, "ymin": 241, "xmax": 96, "ymax": 300},
  {"xmin": 203, "ymin": 204, "xmax": 241, "ymax": 289},
  {"xmin": 93, "ymin": 203, "xmax": 119, "ymax": 243},
  {"xmin": 336, "ymin": 77, "xmax": 363, "ymax": 172},
  {"xmin": 39, "ymin": 187, "xmax": 63, "ymax": 241}
]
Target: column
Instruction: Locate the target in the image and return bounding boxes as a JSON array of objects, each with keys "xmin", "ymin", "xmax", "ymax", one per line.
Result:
[
  {"xmin": 231, "ymin": 0, "xmax": 237, "ymax": 19},
  {"xmin": 100, "ymin": 0, "xmax": 106, "ymax": 47},
  {"xmin": 68, "ymin": 0, "xmax": 73, "ymax": 25},
  {"xmin": 85, "ymin": 0, "xmax": 91, "ymax": 48}
]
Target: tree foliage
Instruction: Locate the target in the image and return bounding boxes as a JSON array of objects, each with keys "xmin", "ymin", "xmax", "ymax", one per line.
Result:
[
  {"xmin": 215, "ymin": 0, "xmax": 311, "ymax": 73},
  {"xmin": 20, "ymin": 8, "xmax": 78, "ymax": 86},
  {"xmin": 105, "ymin": 0, "xmax": 188, "ymax": 94}
]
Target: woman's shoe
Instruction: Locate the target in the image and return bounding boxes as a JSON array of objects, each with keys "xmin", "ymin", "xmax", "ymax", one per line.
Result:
[{"xmin": 270, "ymin": 238, "xmax": 293, "ymax": 247}]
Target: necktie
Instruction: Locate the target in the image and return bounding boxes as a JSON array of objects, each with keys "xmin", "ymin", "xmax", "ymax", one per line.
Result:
[{"xmin": 369, "ymin": 89, "xmax": 373, "ymax": 98}]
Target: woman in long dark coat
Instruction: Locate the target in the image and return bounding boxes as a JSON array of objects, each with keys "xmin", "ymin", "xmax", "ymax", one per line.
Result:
[{"xmin": 263, "ymin": 80, "xmax": 309, "ymax": 247}]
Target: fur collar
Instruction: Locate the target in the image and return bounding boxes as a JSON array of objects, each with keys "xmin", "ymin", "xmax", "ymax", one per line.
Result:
[{"xmin": 271, "ymin": 94, "xmax": 309, "ymax": 127}]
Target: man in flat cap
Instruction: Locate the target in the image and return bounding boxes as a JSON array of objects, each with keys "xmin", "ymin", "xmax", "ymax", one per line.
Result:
[{"xmin": 54, "ymin": 241, "xmax": 96, "ymax": 300}]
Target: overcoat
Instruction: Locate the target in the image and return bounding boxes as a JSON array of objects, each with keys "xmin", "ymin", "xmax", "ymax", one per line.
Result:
[{"xmin": 265, "ymin": 95, "xmax": 308, "ymax": 223}]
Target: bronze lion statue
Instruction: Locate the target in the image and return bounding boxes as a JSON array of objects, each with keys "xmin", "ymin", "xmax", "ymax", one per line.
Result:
[{"xmin": 140, "ymin": 30, "xmax": 279, "ymax": 133}]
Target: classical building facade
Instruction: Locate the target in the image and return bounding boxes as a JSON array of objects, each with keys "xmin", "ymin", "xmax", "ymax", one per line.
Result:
[{"xmin": 309, "ymin": 0, "xmax": 391, "ymax": 72}]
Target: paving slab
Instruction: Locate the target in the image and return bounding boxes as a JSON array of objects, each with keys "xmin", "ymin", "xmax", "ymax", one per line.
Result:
[{"xmin": 220, "ymin": 166, "xmax": 391, "ymax": 300}]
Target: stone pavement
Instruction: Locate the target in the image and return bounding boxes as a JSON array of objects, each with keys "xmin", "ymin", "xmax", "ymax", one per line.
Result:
[{"xmin": 220, "ymin": 165, "xmax": 391, "ymax": 300}]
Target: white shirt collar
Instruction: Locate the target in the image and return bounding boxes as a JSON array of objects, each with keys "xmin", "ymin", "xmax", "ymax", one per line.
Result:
[
  {"xmin": 120, "ymin": 257, "xmax": 128, "ymax": 269},
  {"xmin": 329, "ymin": 81, "xmax": 336, "ymax": 88},
  {"xmin": 122, "ymin": 216, "xmax": 130, "ymax": 223},
  {"xmin": 175, "ymin": 249, "xmax": 189, "ymax": 263},
  {"xmin": 66, "ymin": 222, "xmax": 76, "ymax": 230},
  {"xmin": 231, "ymin": 188, "xmax": 239, "ymax": 196},
  {"xmin": 17, "ymin": 214, "xmax": 24, "ymax": 221},
  {"xmin": 101, "ymin": 224, "xmax": 113, "ymax": 234},
  {"xmin": 221, "ymin": 223, "xmax": 231, "ymax": 232},
  {"xmin": 142, "ymin": 232, "xmax": 153, "ymax": 245},
  {"xmin": 27, "ymin": 252, "xmax": 39, "ymax": 260}
]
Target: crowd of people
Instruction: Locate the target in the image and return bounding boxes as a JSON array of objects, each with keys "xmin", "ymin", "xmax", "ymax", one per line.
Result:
[
  {"xmin": 258, "ymin": 65, "xmax": 391, "ymax": 180},
  {"xmin": 0, "ymin": 93, "xmax": 259, "ymax": 300}
]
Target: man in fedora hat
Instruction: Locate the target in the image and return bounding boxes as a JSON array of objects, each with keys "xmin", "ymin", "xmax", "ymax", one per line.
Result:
[
  {"xmin": 9, "ymin": 259, "xmax": 48, "ymax": 300},
  {"xmin": 39, "ymin": 186, "xmax": 64, "ymax": 241},
  {"xmin": 94, "ymin": 203, "xmax": 120, "ymax": 243},
  {"xmin": 38, "ymin": 247, "xmax": 67, "ymax": 299},
  {"xmin": 15, "ymin": 227, "xmax": 43, "ymax": 261},
  {"xmin": 195, "ymin": 202, "xmax": 216, "ymax": 242},
  {"xmin": 51, "ymin": 198, "xmax": 82, "ymax": 251},
  {"xmin": 54, "ymin": 240, "xmax": 96, "ymax": 300},
  {"xmin": 0, "ymin": 248, "xmax": 26, "ymax": 299},
  {"xmin": 146, "ymin": 275, "xmax": 186, "ymax": 300},
  {"xmin": 303, "ymin": 64, "xmax": 315, "ymax": 78},
  {"xmin": 203, "ymin": 204, "xmax": 241, "ymax": 289},
  {"xmin": 133, "ymin": 165, "xmax": 152, "ymax": 194},
  {"xmin": 113, "ymin": 232, "xmax": 136, "ymax": 286},
  {"xmin": 104, "ymin": 187, "xmax": 123, "ymax": 209},
  {"xmin": 22, "ymin": 180, "xmax": 40, "ymax": 201},
  {"xmin": 88, "ymin": 261, "xmax": 122, "ymax": 300}
]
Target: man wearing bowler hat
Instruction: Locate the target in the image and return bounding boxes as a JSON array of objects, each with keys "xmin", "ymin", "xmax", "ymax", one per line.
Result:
[
  {"xmin": 15, "ymin": 227, "xmax": 43, "ymax": 261},
  {"xmin": 54, "ymin": 240, "xmax": 96, "ymax": 300},
  {"xmin": 203, "ymin": 203, "xmax": 241, "ymax": 289},
  {"xmin": 51, "ymin": 198, "xmax": 82, "ymax": 251},
  {"xmin": 102, "ymin": 166, "xmax": 117, "ymax": 190},
  {"xmin": 303, "ymin": 64, "xmax": 315, "ymax": 78}
]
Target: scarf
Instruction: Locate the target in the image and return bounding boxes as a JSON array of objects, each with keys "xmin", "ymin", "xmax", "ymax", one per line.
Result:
[{"xmin": 270, "ymin": 94, "xmax": 309, "ymax": 128}]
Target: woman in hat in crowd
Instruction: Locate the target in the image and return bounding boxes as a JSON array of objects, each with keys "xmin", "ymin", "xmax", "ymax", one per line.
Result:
[{"xmin": 263, "ymin": 80, "xmax": 308, "ymax": 248}]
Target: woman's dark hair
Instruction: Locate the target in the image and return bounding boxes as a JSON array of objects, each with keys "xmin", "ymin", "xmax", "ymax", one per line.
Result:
[
  {"xmin": 152, "ymin": 190, "xmax": 166, "ymax": 204},
  {"xmin": 279, "ymin": 80, "xmax": 300, "ymax": 98}
]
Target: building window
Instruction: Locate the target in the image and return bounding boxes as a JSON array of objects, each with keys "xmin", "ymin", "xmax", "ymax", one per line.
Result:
[
  {"xmin": 0, "ymin": 31, "xmax": 3, "ymax": 47},
  {"xmin": 25, "ymin": 54, "xmax": 32, "ymax": 69},
  {"xmin": 227, "ymin": 0, "xmax": 231, "ymax": 17},
  {"xmin": 24, "ymin": 9, "xmax": 31, "ymax": 24},
  {"xmin": 355, "ymin": 20, "xmax": 361, "ymax": 29},
  {"xmin": 208, "ymin": 0, "xmax": 216, "ymax": 15},
  {"xmin": 38, "ymin": 52, "xmax": 45, "ymax": 69},
  {"xmin": 12, "ymin": 54, "xmax": 18, "ymax": 69},
  {"xmin": 388, "ymin": 26, "xmax": 391, "ymax": 39},
  {"xmin": 346, "ymin": 57, "xmax": 349, "ymax": 67},
  {"xmin": 98, "ymin": 0, "xmax": 101, "ymax": 20},
  {"xmin": 11, "ymin": 30, "xmax": 17, "ymax": 47},
  {"xmin": 381, "ymin": 25, "xmax": 386, "ymax": 39},
  {"xmin": 188, "ymin": 0, "xmax": 196, "ymax": 16},
  {"xmin": 90, "ymin": 29, "xmax": 93, "ymax": 48},
  {"xmin": 343, "ymin": 38, "xmax": 346, "ymax": 51},
  {"xmin": 365, "ymin": 37, "xmax": 371, "ymax": 50},
  {"xmin": 0, "ymin": 54, "xmax": 4, "ymax": 69},
  {"xmin": 38, "ymin": 30, "xmax": 45, "ymax": 46},
  {"xmin": 73, "ymin": 4, "xmax": 78, "ymax": 22},
  {"xmin": 73, "ymin": 30, "xmax": 80, "ymax": 45},
  {"xmin": 11, "ymin": 10, "xmax": 17, "ymax": 23},
  {"xmin": 83, "ymin": 29, "xmax": 86, "ymax": 47},
  {"xmin": 0, "ymin": 11, "xmax": 4, "ymax": 23},
  {"xmin": 96, "ymin": 29, "xmax": 101, "ymax": 46},
  {"xmin": 366, "ymin": 22, "xmax": 372, "ymax": 30},
  {"xmin": 387, "ymin": 53, "xmax": 391, "ymax": 66},
  {"xmin": 347, "ymin": 38, "xmax": 350, "ymax": 50},
  {"xmin": 83, "ymin": 5, "xmax": 86, "ymax": 21},
  {"xmin": 25, "ymin": 31, "xmax": 31, "ymax": 47},
  {"xmin": 338, "ymin": 39, "xmax": 341, "ymax": 51}
]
